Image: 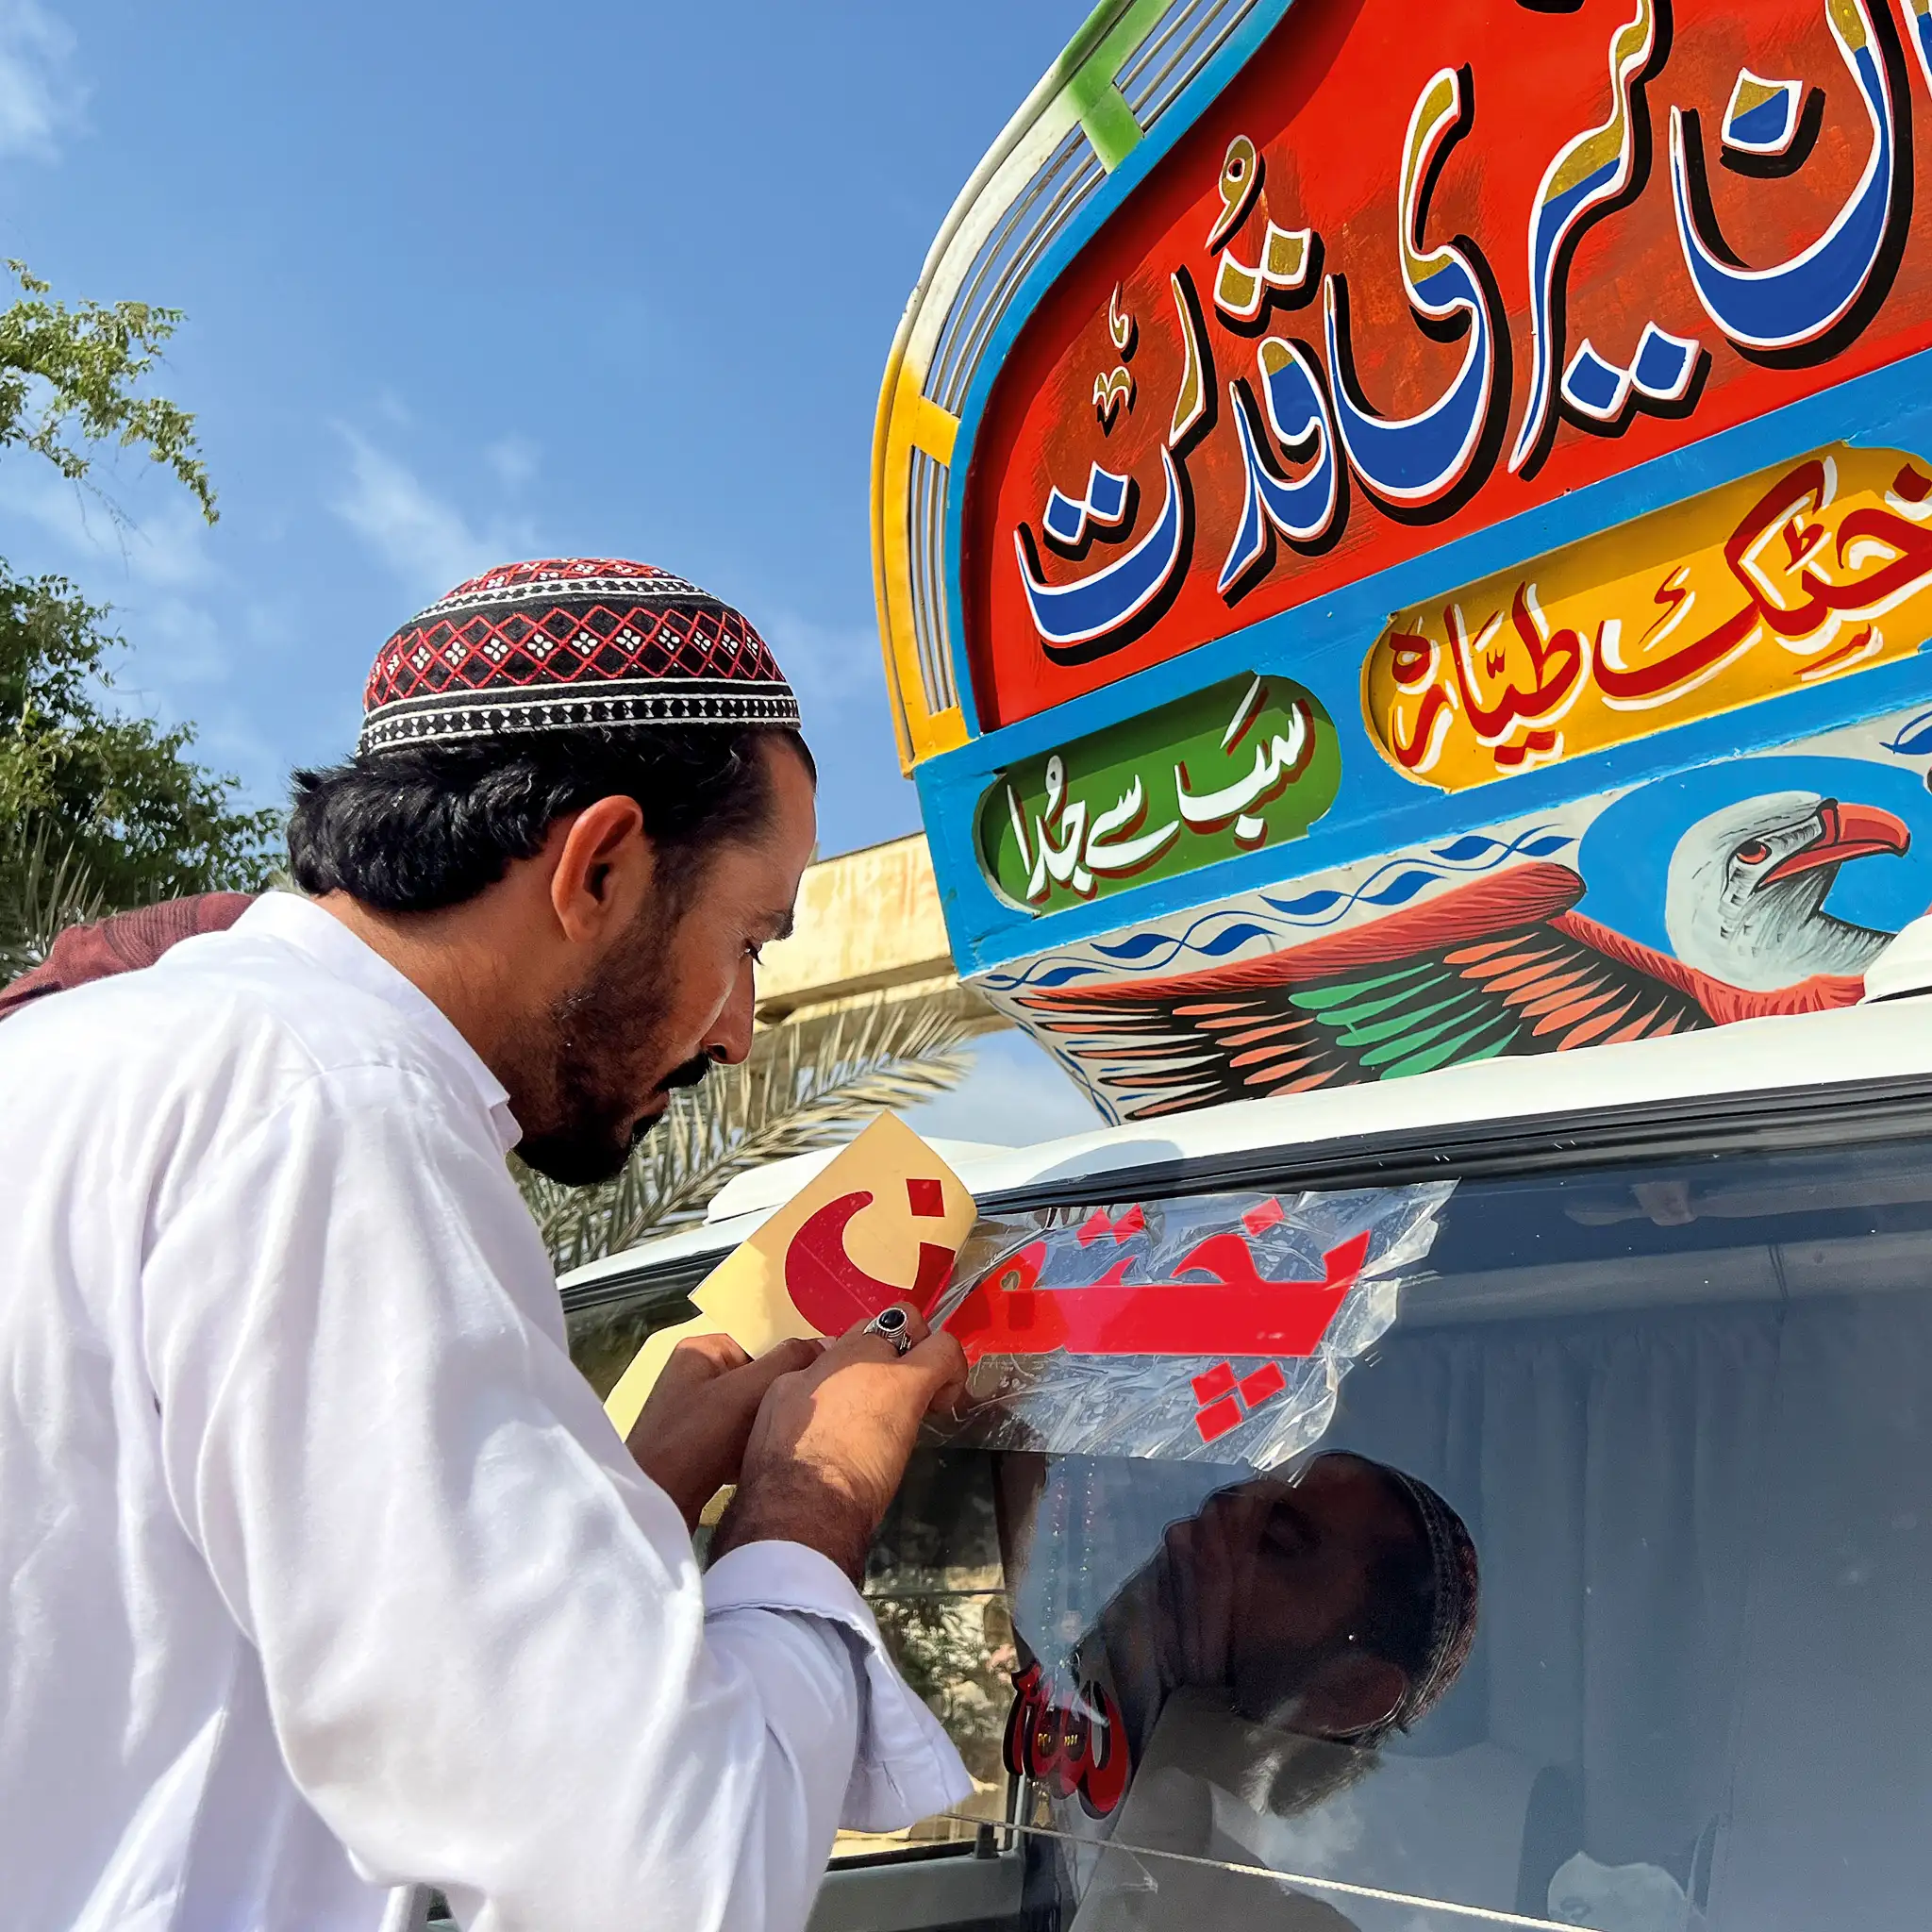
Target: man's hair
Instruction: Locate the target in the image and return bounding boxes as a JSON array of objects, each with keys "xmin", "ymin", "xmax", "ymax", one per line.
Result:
[
  {"xmin": 287, "ymin": 724, "xmax": 814, "ymax": 914},
  {"xmin": 1348, "ymin": 1497, "xmax": 1441, "ymax": 1729}
]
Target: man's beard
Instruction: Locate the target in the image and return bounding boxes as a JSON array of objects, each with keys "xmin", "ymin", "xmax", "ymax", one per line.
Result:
[
  {"xmin": 515, "ymin": 903, "xmax": 716, "ymax": 1187},
  {"xmin": 1242, "ymin": 1720, "xmax": 1379, "ymax": 1820}
]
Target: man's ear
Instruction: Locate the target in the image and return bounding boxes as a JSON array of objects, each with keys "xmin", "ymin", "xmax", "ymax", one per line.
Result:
[
  {"xmin": 548, "ymin": 795, "xmax": 651, "ymax": 943},
  {"xmin": 1296, "ymin": 1649, "xmax": 1407, "ymax": 1740}
]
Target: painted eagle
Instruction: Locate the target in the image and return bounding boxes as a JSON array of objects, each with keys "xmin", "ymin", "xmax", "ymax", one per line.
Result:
[{"xmin": 1020, "ymin": 793, "xmax": 1910, "ymax": 1119}]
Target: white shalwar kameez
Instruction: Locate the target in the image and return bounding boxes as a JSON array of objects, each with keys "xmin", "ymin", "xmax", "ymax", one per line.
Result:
[{"xmin": 0, "ymin": 891, "xmax": 969, "ymax": 1932}]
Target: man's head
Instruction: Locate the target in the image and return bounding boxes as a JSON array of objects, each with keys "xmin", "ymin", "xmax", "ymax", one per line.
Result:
[
  {"xmin": 289, "ymin": 559, "xmax": 818, "ymax": 1185},
  {"xmin": 1128, "ymin": 1452, "xmax": 1478, "ymax": 1747}
]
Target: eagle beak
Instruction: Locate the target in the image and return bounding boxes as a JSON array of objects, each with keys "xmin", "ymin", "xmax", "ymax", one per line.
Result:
[{"xmin": 1764, "ymin": 797, "xmax": 1912, "ymax": 882}]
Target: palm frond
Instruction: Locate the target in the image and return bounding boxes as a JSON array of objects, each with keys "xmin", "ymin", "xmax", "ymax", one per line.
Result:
[
  {"xmin": 0, "ymin": 819, "xmax": 107, "ymax": 982},
  {"xmin": 517, "ymin": 990, "xmax": 984, "ymax": 1274}
]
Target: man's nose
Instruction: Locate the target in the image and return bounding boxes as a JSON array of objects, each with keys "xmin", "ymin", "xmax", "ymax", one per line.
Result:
[{"xmin": 701, "ymin": 958, "xmax": 757, "ymax": 1067}]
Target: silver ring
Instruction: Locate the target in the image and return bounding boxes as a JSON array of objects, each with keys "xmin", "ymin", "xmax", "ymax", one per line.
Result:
[{"xmin": 865, "ymin": 1306, "xmax": 914, "ymax": 1356}]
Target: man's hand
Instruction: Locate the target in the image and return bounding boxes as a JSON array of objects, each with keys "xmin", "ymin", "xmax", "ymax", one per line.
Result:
[
  {"xmin": 709, "ymin": 1306, "xmax": 968, "ymax": 1583},
  {"xmin": 625, "ymin": 1332, "xmax": 824, "ymax": 1531}
]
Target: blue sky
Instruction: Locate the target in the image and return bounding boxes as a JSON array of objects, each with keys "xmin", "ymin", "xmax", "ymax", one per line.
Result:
[{"xmin": 0, "ymin": 0, "xmax": 1105, "ymax": 1141}]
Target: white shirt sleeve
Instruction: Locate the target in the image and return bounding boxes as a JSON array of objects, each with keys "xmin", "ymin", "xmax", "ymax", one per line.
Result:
[{"xmin": 137, "ymin": 1062, "xmax": 970, "ymax": 1932}]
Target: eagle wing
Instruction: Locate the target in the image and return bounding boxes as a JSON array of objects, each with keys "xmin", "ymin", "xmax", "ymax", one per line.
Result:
[{"xmin": 1019, "ymin": 864, "xmax": 1712, "ymax": 1118}]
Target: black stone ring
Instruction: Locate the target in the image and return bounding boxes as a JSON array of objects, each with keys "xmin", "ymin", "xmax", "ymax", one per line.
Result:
[{"xmin": 864, "ymin": 1306, "xmax": 914, "ymax": 1355}]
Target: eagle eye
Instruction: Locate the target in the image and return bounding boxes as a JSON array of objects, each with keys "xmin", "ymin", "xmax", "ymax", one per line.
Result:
[{"xmin": 1734, "ymin": 838, "xmax": 1772, "ymax": 866}]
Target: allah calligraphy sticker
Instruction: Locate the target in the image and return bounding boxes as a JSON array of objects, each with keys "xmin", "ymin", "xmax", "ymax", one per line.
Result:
[
  {"xmin": 924, "ymin": 1183, "xmax": 1455, "ymax": 1467},
  {"xmin": 975, "ymin": 674, "xmax": 1341, "ymax": 913},
  {"xmin": 602, "ymin": 1115, "xmax": 976, "ymax": 1439},
  {"xmin": 1364, "ymin": 444, "xmax": 1932, "ymax": 792},
  {"xmin": 943, "ymin": 1224, "xmax": 1371, "ymax": 1376}
]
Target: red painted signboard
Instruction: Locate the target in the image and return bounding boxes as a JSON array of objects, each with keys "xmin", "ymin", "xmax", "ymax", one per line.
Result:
[{"xmin": 962, "ymin": 0, "xmax": 1932, "ymax": 729}]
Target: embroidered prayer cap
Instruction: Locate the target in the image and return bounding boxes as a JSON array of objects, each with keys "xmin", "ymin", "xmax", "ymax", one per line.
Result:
[
  {"xmin": 1384, "ymin": 1466, "xmax": 1481, "ymax": 1735},
  {"xmin": 358, "ymin": 558, "xmax": 800, "ymax": 756}
]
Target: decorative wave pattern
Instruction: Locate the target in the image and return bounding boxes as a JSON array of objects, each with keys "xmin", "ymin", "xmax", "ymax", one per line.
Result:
[{"xmin": 980, "ymin": 824, "xmax": 1577, "ymax": 991}]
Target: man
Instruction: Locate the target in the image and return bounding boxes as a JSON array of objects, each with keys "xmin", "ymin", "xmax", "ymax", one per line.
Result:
[
  {"xmin": 1001, "ymin": 1453, "xmax": 1477, "ymax": 1927},
  {"xmin": 0, "ymin": 558, "xmax": 972, "ymax": 1932},
  {"xmin": 1091, "ymin": 1454, "xmax": 1479, "ymax": 1773}
]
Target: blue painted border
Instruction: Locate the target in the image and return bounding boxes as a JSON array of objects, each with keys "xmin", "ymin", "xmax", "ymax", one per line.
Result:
[{"xmin": 923, "ymin": 350, "xmax": 1932, "ymax": 974}]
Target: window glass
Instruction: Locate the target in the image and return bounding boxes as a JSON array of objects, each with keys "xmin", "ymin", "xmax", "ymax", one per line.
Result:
[
  {"xmin": 565, "ymin": 1274, "xmax": 700, "ymax": 1398},
  {"xmin": 837, "ymin": 1450, "xmax": 1016, "ymax": 1862},
  {"xmin": 837, "ymin": 1132, "xmax": 1932, "ymax": 1929}
]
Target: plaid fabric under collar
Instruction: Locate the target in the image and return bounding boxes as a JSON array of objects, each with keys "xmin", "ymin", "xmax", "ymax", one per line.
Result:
[{"xmin": 358, "ymin": 558, "xmax": 799, "ymax": 754}]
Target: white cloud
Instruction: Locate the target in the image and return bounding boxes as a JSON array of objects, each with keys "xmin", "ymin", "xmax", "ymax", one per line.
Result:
[
  {"xmin": 121, "ymin": 500, "xmax": 218, "ymax": 590},
  {"xmin": 331, "ymin": 429, "xmax": 537, "ymax": 600},
  {"xmin": 0, "ymin": 468, "xmax": 116, "ymax": 556},
  {"xmin": 150, "ymin": 696, "xmax": 289, "ymax": 805},
  {"xmin": 0, "ymin": 469, "xmax": 213, "ymax": 590},
  {"xmin": 751, "ymin": 606, "xmax": 880, "ymax": 708},
  {"xmin": 900, "ymin": 1027, "xmax": 1106, "ymax": 1150},
  {"xmin": 0, "ymin": 465, "xmax": 282, "ymax": 794},
  {"xmin": 372, "ymin": 389, "xmax": 415, "ymax": 431},
  {"xmin": 0, "ymin": 1, "xmax": 80, "ymax": 160},
  {"xmin": 117, "ymin": 594, "xmax": 225, "ymax": 684},
  {"xmin": 0, "ymin": 470, "xmax": 230, "ymax": 710},
  {"xmin": 485, "ymin": 435, "xmax": 539, "ymax": 491}
]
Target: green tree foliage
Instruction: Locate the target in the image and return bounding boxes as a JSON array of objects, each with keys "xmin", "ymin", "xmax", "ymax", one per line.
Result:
[
  {"xmin": 1, "ymin": 570, "xmax": 279, "ymax": 911},
  {"xmin": 0, "ymin": 263, "xmax": 215, "ymax": 517},
  {"xmin": 0, "ymin": 260, "xmax": 277, "ymax": 957}
]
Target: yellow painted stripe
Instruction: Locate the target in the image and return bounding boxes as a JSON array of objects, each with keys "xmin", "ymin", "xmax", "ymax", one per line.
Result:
[
  {"xmin": 878, "ymin": 361, "xmax": 968, "ymax": 768},
  {"xmin": 908, "ymin": 394, "xmax": 959, "ymax": 464},
  {"xmin": 869, "ymin": 349, "xmax": 918, "ymax": 771},
  {"xmin": 869, "ymin": 0, "xmax": 1183, "ymax": 771}
]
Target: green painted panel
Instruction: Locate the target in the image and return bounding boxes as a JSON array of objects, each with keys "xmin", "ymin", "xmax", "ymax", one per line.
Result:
[{"xmin": 975, "ymin": 674, "xmax": 1341, "ymax": 914}]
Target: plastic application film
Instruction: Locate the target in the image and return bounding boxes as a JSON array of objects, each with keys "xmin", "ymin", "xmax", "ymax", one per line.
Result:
[{"xmin": 925, "ymin": 1182, "xmax": 1456, "ymax": 1467}]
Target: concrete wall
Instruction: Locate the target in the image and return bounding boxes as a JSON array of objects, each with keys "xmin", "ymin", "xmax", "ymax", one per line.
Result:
[{"xmin": 754, "ymin": 832, "xmax": 974, "ymax": 1025}]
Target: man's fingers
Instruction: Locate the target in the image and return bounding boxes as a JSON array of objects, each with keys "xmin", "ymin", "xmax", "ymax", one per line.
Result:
[
  {"xmin": 731, "ymin": 1336, "xmax": 823, "ymax": 1394},
  {"xmin": 779, "ymin": 1305, "xmax": 965, "ymax": 1417},
  {"xmin": 691, "ymin": 1340, "xmax": 824, "ymax": 1433},
  {"xmin": 684, "ymin": 1332, "xmax": 755, "ymax": 1370},
  {"xmin": 661, "ymin": 1331, "xmax": 753, "ymax": 1386},
  {"xmin": 818, "ymin": 1303, "xmax": 932, "ymax": 1368},
  {"xmin": 764, "ymin": 1335, "xmax": 826, "ymax": 1371},
  {"xmin": 904, "ymin": 1329, "xmax": 969, "ymax": 1411}
]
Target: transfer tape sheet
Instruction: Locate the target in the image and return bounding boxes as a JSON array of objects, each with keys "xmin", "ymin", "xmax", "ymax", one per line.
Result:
[{"xmin": 924, "ymin": 1181, "xmax": 1456, "ymax": 1468}]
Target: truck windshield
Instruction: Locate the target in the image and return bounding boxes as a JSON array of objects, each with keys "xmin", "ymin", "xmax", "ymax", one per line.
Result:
[{"xmin": 842, "ymin": 1126, "xmax": 1932, "ymax": 1930}]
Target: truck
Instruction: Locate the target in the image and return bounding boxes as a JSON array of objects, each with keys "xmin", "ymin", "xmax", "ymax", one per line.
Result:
[{"xmin": 576, "ymin": 1, "xmax": 1932, "ymax": 1923}]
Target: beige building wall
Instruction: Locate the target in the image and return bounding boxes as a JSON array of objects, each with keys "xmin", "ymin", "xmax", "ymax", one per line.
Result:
[{"xmin": 753, "ymin": 831, "xmax": 1005, "ymax": 1037}]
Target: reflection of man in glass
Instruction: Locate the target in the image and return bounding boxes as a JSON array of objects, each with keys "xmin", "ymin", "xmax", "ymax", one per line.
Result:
[
  {"xmin": 1031, "ymin": 1453, "xmax": 1479, "ymax": 1929},
  {"xmin": 1097, "ymin": 1453, "xmax": 1479, "ymax": 1772}
]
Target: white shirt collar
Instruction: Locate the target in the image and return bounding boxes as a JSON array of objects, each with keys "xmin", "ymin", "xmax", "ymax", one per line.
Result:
[{"xmin": 234, "ymin": 891, "xmax": 523, "ymax": 1153}]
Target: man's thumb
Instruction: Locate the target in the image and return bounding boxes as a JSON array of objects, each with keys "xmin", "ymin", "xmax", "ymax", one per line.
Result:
[{"xmin": 743, "ymin": 1336, "xmax": 824, "ymax": 1393}]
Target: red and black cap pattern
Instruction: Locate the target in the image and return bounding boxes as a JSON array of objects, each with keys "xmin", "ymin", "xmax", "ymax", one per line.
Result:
[
  {"xmin": 1385, "ymin": 1466, "xmax": 1481, "ymax": 1736},
  {"xmin": 358, "ymin": 558, "xmax": 800, "ymax": 754}
]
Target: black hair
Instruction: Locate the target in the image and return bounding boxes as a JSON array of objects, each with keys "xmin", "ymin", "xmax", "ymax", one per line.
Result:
[{"xmin": 287, "ymin": 724, "xmax": 814, "ymax": 914}]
